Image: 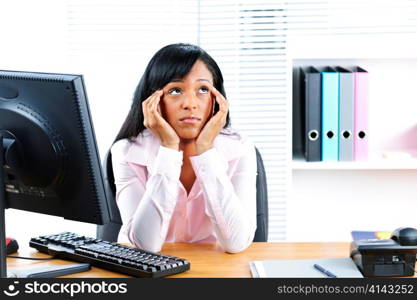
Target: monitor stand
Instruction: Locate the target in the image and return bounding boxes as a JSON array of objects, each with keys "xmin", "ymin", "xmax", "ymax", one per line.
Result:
[{"xmin": 0, "ymin": 133, "xmax": 90, "ymax": 278}]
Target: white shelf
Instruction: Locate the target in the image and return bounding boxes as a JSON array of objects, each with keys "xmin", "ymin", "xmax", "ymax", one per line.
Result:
[{"xmin": 292, "ymin": 159, "xmax": 417, "ymax": 170}]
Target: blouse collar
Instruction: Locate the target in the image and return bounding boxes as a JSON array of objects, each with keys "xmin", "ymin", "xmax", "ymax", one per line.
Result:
[{"xmin": 124, "ymin": 128, "xmax": 247, "ymax": 168}]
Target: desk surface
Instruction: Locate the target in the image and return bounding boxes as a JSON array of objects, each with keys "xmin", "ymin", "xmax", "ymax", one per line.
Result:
[{"xmin": 7, "ymin": 242, "xmax": 363, "ymax": 278}]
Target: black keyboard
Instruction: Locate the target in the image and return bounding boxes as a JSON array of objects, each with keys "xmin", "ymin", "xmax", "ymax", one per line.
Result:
[{"xmin": 29, "ymin": 232, "xmax": 190, "ymax": 278}]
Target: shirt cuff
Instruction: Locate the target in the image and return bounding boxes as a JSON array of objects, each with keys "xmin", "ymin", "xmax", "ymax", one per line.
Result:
[
  {"xmin": 189, "ymin": 147, "xmax": 229, "ymax": 177},
  {"xmin": 153, "ymin": 145, "xmax": 183, "ymax": 179}
]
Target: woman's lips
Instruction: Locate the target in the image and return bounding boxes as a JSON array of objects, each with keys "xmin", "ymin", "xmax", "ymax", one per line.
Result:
[{"xmin": 180, "ymin": 117, "xmax": 201, "ymax": 124}]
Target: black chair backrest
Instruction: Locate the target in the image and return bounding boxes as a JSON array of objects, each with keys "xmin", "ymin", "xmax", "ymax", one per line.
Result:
[
  {"xmin": 105, "ymin": 150, "xmax": 116, "ymax": 197},
  {"xmin": 96, "ymin": 151, "xmax": 122, "ymax": 242},
  {"xmin": 97, "ymin": 146, "xmax": 268, "ymax": 242},
  {"xmin": 253, "ymin": 147, "xmax": 269, "ymax": 242}
]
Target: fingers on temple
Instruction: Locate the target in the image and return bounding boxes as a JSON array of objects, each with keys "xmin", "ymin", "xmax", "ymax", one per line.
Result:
[
  {"xmin": 143, "ymin": 90, "xmax": 163, "ymax": 126},
  {"xmin": 211, "ymin": 87, "xmax": 228, "ymax": 114}
]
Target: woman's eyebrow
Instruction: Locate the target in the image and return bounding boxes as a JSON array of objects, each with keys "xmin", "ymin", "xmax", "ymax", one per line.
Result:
[{"xmin": 169, "ymin": 78, "xmax": 211, "ymax": 83}]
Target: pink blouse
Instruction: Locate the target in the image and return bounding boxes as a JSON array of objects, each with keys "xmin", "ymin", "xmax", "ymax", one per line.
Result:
[{"xmin": 111, "ymin": 128, "xmax": 257, "ymax": 253}]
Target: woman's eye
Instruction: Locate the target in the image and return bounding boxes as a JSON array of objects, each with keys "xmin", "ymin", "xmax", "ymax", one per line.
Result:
[
  {"xmin": 199, "ymin": 86, "xmax": 209, "ymax": 94},
  {"xmin": 168, "ymin": 88, "xmax": 181, "ymax": 95}
]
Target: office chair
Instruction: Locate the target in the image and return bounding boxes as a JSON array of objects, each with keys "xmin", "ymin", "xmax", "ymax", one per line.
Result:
[{"xmin": 97, "ymin": 146, "xmax": 268, "ymax": 242}]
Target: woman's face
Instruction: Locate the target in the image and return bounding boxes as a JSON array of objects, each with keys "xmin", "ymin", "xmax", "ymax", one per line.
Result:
[{"xmin": 161, "ymin": 60, "xmax": 214, "ymax": 140}]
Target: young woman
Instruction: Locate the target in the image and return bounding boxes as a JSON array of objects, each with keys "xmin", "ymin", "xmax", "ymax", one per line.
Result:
[{"xmin": 112, "ymin": 43, "xmax": 257, "ymax": 253}]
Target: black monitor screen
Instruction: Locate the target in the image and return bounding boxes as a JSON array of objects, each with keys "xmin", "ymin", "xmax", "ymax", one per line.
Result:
[{"xmin": 0, "ymin": 70, "xmax": 110, "ymax": 225}]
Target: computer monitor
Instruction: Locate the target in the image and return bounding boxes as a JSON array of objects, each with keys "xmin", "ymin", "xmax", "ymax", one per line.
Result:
[{"xmin": 0, "ymin": 70, "xmax": 111, "ymax": 277}]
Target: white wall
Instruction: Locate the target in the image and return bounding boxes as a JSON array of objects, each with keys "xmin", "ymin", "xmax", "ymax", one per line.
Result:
[
  {"xmin": 0, "ymin": 0, "xmax": 89, "ymax": 247},
  {"xmin": 288, "ymin": 170, "xmax": 417, "ymax": 242}
]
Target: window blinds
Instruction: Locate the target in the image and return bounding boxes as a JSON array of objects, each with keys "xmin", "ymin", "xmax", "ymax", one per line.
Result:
[{"xmin": 199, "ymin": 0, "xmax": 290, "ymax": 241}]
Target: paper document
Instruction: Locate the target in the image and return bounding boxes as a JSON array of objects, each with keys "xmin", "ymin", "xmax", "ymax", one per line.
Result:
[{"xmin": 249, "ymin": 257, "xmax": 363, "ymax": 278}]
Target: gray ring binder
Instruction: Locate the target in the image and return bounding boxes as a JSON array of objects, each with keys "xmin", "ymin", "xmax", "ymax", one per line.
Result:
[
  {"xmin": 308, "ymin": 129, "xmax": 319, "ymax": 141},
  {"xmin": 342, "ymin": 130, "xmax": 352, "ymax": 139}
]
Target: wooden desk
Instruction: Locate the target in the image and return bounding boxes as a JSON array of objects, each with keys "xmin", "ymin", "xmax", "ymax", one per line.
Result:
[{"xmin": 7, "ymin": 242, "xmax": 359, "ymax": 278}]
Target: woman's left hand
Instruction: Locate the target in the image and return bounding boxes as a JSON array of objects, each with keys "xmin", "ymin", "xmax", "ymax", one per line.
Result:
[{"xmin": 195, "ymin": 86, "xmax": 229, "ymax": 155}]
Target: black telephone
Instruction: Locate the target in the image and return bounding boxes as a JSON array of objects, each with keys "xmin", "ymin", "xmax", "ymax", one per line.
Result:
[{"xmin": 350, "ymin": 227, "xmax": 417, "ymax": 277}]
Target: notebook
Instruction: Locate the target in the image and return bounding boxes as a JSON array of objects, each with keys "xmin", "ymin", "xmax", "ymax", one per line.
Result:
[
  {"xmin": 351, "ymin": 230, "xmax": 392, "ymax": 241},
  {"xmin": 249, "ymin": 257, "xmax": 363, "ymax": 278}
]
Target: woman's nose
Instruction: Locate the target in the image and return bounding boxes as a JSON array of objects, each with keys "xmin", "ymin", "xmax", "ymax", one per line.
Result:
[{"xmin": 181, "ymin": 93, "xmax": 198, "ymax": 110}]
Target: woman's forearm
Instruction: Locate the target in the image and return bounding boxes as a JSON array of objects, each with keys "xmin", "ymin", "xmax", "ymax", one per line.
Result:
[
  {"xmin": 120, "ymin": 146, "xmax": 183, "ymax": 252},
  {"xmin": 190, "ymin": 146, "xmax": 257, "ymax": 253}
]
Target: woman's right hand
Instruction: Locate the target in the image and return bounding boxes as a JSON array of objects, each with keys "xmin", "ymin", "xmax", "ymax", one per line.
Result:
[{"xmin": 142, "ymin": 90, "xmax": 180, "ymax": 150}]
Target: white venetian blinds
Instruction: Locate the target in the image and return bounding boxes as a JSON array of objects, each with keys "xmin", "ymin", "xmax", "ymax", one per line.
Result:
[
  {"xmin": 281, "ymin": 0, "xmax": 417, "ymax": 37},
  {"xmin": 198, "ymin": 1, "xmax": 291, "ymax": 241}
]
